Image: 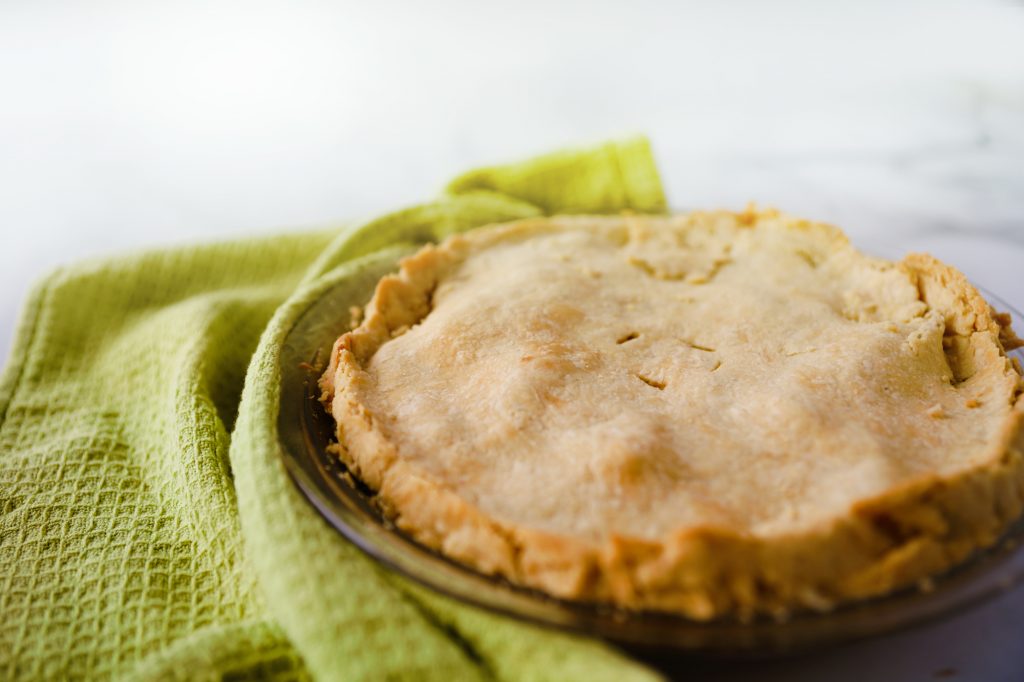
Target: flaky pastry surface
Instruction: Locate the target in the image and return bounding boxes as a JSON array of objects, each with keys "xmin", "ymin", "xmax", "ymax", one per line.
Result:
[{"xmin": 320, "ymin": 209, "xmax": 1024, "ymax": 619}]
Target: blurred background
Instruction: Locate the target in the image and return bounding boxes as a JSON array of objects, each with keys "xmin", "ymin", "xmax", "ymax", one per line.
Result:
[
  {"xmin": 1, "ymin": 1, "xmax": 1023, "ymax": 678},
  {"xmin": 3, "ymin": 0, "xmax": 1023, "ymax": 360}
]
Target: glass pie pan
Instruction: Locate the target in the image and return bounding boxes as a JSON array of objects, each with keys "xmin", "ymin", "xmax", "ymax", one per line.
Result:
[{"xmin": 278, "ymin": 257, "xmax": 1024, "ymax": 657}]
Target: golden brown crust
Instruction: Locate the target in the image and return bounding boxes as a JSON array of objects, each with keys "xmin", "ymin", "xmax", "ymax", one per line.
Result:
[{"xmin": 320, "ymin": 209, "xmax": 1024, "ymax": 619}]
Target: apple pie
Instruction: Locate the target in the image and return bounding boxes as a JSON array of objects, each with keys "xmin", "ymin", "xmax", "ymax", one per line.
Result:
[{"xmin": 319, "ymin": 209, "xmax": 1024, "ymax": 620}]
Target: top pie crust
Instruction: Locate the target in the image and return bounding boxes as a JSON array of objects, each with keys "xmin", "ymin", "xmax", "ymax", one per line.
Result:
[{"xmin": 320, "ymin": 209, "xmax": 1024, "ymax": 619}]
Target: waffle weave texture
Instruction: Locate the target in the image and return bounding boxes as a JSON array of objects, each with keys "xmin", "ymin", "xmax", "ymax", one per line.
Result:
[{"xmin": 0, "ymin": 139, "xmax": 667, "ymax": 681}]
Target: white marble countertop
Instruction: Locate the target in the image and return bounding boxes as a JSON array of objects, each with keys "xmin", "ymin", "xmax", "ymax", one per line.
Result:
[{"xmin": 1, "ymin": 1, "xmax": 1022, "ymax": 680}]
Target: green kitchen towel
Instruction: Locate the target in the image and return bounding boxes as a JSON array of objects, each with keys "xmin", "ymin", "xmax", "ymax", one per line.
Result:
[{"xmin": 0, "ymin": 138, "xmax": 667, "ymax": 681}]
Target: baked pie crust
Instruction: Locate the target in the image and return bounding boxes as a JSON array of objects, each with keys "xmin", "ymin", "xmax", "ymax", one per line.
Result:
[{"xmin": 320, "ymin": 209, "xmax": 1024, "ymax": 620}]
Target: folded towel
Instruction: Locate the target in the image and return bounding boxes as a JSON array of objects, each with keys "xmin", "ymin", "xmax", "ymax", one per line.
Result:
[{"xmin": 0, "ymin": 139, "xmax": 666, "ymax": 681}]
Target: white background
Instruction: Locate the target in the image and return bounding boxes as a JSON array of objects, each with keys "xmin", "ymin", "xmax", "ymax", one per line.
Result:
[{"xmin": 2, "ymin": 1, "xmax": 1023, "ymax": 680}]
